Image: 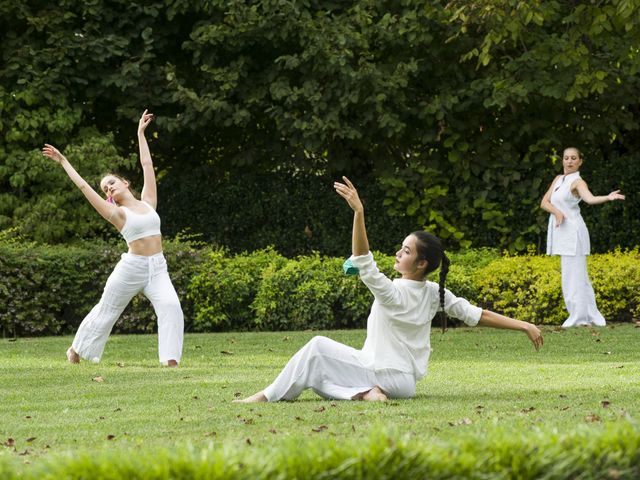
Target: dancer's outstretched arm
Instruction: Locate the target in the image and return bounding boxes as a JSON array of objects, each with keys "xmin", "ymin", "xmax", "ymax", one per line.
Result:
[
  {"xmin": 334, "ymin": 176, "xmax": 369, "ymax": 256},
  {"xmin": 42, "ymin": 144, "xmax": 122, "ymax": 226},
  {"xmin": 478, "ymin": 310, "xmax": 543, "ymax": 351},
  {"xmin": 137, "ymin": 109, "xmax": 157, "ymax": 209},
  {"xmin": 574, "ymin": 179, "xmax": 625, "ymax": 205}
]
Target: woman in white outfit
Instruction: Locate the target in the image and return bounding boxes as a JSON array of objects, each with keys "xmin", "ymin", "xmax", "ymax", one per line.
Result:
[
  {"xmin": 42, "ymin": 110, "xmax": 184, "ymax": 366},
  {"xmin": 541, "ymin": 147, "xmax": 625, "ymax": 328},
  {"xmin": 235, "ymin": 177, "xmax": 543, "ymax": 403}
]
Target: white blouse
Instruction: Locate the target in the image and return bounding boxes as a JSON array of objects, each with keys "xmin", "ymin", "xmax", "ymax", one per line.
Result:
[
  {"xmin": 546, "ymin": 171, "xmax": 590, "ymax": 256},
  {"xmin": 349, "ymin": 252, "xmax": 482, "ymax": 380}
]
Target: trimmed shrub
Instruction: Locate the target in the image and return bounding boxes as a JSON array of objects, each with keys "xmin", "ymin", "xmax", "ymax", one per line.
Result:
[
  {"xmin": 473, "ymin": 248, "xmax": 640, "ymax": 325},
  {"xmin": 186, "ymin": 247, "xmax": 287, "ymax": 332}
]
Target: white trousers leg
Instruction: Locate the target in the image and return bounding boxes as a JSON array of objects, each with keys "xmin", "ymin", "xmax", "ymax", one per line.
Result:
[
  {"xmin": 560, "ymin": 254, "xmax": 605, "ymax": 328},
  {"xmin": 263, "ymin": 336, "xmax": 415, "ymax": 401},
  {"xmin": 72, "ymin": 252, "xmax": 184, "ymax": 363}
]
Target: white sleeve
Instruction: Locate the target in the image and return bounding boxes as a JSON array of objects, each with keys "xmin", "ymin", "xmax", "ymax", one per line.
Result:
[
  {"xmin": 349, "ymin": 252, "xmax": 400, "ymax": 305},
  {"xmin": 443, "ymin": 289, "xmax": 483, "ymax": 326}
]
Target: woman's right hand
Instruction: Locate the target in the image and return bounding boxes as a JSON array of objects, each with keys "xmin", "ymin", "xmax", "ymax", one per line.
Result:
[
  {"xmin": 554, "ymin": 211, "xmax": 565, "ymax": 227},
  {"xmin": 138, "ymin": 109, "xmax": 153, "ymax": 136},
  {"xmin": 42, "ymin": 144, "xmax": 66, "ymax": 164},
  {"xmin": 334, "ymin": 176, "xmax": 364, "ymax": 213}
]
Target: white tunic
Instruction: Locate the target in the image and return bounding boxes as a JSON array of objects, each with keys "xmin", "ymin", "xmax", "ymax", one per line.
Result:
[
  {"xmin": 546, "ymin": 171, "xmax": 590, "ymax": 256},
  {"xmin": 349, "ymin": 252, "xmax": 482, "ymax": 380}
]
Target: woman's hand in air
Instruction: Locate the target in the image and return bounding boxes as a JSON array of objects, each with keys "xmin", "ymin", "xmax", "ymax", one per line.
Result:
[
  {"xmin": 607, "ymin": 190, "xmax": 625, "ymax": 202},
  {"xmin": 42, "ymin": 144, "xmax": 67, "ymax": 164},
  {"xmin": 334, "ymin": 176, "xmax": 364, "ymax": 213},
  {"xmin": 138, "ymin": 109, "xmax": 154, "ymax": 136}
]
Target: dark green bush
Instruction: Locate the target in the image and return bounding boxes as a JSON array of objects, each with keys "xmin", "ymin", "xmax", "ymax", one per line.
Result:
[{"xmin": 0, "ymin": 234, "xmax": 205, "ymax": 337}]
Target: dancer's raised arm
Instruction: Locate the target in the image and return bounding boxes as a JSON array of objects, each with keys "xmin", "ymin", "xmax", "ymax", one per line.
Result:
[
  {"xmin": 42, "ymin": 144, "xmax": 122, "ymax": 227},
  {"xmin": 137, "ymin": 109, "xmax": 157, "ymax": 209},
  {"xmin": 334, "ymin": 176, "xmax": 369, "ymax": 256}
]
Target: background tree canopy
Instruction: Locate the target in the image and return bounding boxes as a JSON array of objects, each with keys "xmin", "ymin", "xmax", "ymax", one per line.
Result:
[{"xmin": 1, "ymin": 0, "xmax": 638, "ymax": 255}]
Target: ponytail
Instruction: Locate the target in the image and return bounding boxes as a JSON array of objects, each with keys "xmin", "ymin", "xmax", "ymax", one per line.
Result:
[{"xmin": 438, "ymin": 252, "xmax": 450, "ymax": 333}]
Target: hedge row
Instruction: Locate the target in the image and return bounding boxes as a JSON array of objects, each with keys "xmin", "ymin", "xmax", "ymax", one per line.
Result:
[{"xmin": 1, "ymin": 238, "xmax": 638, "ymax": 337}]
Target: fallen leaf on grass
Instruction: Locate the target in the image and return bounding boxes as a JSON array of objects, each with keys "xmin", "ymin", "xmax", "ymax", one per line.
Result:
[
  {"xmin": 25, "ymin": 437, "xmax": 36, "ymax": 443},
  {"xmin": 585, "ymin": 414, "xmax": 601, "ymax": 423},
  {"xmin": 330, "ymin": 403, "xmax": 337, "ymax": 407},
  {"xmin": 220, "ymin": 350, "xmax": 234, "ymax": 355},
  {"xmin": 204, "ymin": 432, "xmax": 217, "ymax": 437},
  {"xmin": 521, "ymin": 407, "xmax": 536, "ymax": 413},
  {"xmin": 116, "ymin": 362, "xmax": 124, "ymax": 368},
  {"xmin": 106, "ymin": 435, "xmax": 115, "ymax": 440},
  {"xmin": 113, "ymin": 408, "xmax": 121, "ymax": 412},
  {"xmin": 234, "ymin": 392, "xmax": 242, "ymax": 397},
  {"xmin": 245, "ymin": 438, "xmax": 252, "ymax": 445},
  {"xmin": 560, "ymin": 406, "xmax": 570, "ymax": 411},
  {"xmin": 92, "ymin": 376, "xmax": 104, "ymax": 383},
  {"xmin": 294, "ymin": 416, "xmax": 303, "ymax": 421},
  {"xmin": 559, "ymin": 394, "xmax": 567, "ymax": 398},
  {"xmin": 269, "ymin": 428, "xmax": 277, "ymax": 434},
  {"xmin": 18, "ymin": 449, "xmax": 29, "ymax": 456},
  {"xmin": 448, "ymin": 418, "xmax": 473, "ymax": 426},
  {"xmin": 314, "ymin": 406, "xmax": 326, "ymax": 413},
  {"xmin": 25, "ymin": 416, "xmax": 31, "ymax": 419},
  {"xmin": 601, "ymin": 400, "xmax": 611, "ymax": 408},
  {"xmin": 312, "ymin": 425, "xmax": 328, "ymax": 433},
  {"xmin": 4, "ymin": 438, "xmax": 15, "ymax": 447}
]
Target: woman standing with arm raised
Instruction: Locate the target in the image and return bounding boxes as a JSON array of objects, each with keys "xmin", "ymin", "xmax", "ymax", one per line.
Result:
[
  {"xmin": 42, "ymin": 110, "xmax": 184, "ymax": 365},
  {"xmin": 540, "ymin": 147, "xmax": 625, "ymax": 328}
]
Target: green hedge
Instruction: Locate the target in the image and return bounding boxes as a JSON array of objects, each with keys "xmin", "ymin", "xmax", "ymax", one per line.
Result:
[
  {"xmin": 1, "ymin": 237, "xmax": 638, "ymax": 337},
  {"xmin": 0, "ymin": 234, "xmax": 205, "ymax": 337}
]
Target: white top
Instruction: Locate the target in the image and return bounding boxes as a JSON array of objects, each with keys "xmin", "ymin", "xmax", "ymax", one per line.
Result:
[
  {"xmin": 546, "ymin": 171, "xmax": 590, "ymax": 256},
  {"xmin": 119, "ymin": 201, "xmax": 162, "ymax": 243},
  {"xmin": 349, "ymin": 252, "xmax": 483, "ymax": 380}
]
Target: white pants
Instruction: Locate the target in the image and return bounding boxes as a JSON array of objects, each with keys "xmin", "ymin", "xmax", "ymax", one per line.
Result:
[
  {"xmin": 560, "ymin": 253, "xmax": 605, "ymax": 328},
  {"xmin": 263, "ymin": 336, "xmax": 416, "ymax": 401},
  {"xmin": 72, "ymin": 252, "xmax": 184, "ymax": 363}
]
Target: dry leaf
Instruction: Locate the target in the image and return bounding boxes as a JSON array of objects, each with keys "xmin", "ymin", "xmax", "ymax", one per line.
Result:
[
  {"xmin": 116, "ymin": 362, "xmax": 124, "ymax": 368},
  {"xmin": 106, "ymin": 435, "xmax": 115, "ymax": 440},
  {"xmin": 4, "ymin": 438, "xmax": 15, "ymax": 447},
  {"xmin": 204, "ymin": 431, "xmax": 217, "ymax": 437},
  {"xmin": 601, "ymin": 400, "xmax": 611, "ymax": 408},
  {"xmin": 585, "ymin": 414, "xmax": 601, "ymax": 423},
  {"xmin": 314, "ymin": 406, "xmax": 326, "ymax": 413},
  {"xmin": 234, "ymin": 392, "xmax": 242, "ymax": 397},
  {"xmin": 92, "ymin": 376, "xmax": 104, "ymax": 383},
  {"xmin": 220, "ymin": 350, "xmax": 234, "ymax": 355},
  {"xmin": 269, "ymin": 428, "xmax": 277, "ymax": 434},
  {"xmin": 312, "ymin": 425, "xmax": 328, "ymax": 433},
  {"xmin": 521, "ymin": 407, "xmax": 536, "ymax": 413}
]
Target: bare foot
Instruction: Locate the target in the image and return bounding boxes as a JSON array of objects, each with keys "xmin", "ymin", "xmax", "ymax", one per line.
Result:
[
  {"xmin": 66, "ymin": 347, "xmax": 80, "ymax": 364},
  {"xmin": 233, "ymin": 391, "xmax": 268, "ymax": 403},
  {"xmin": 165, "ymin": 359, "xmax": 178, "ymax": 367},
  {"xmin": 362, "ymin": 386, "xmax": 387, "ymax": 402}
]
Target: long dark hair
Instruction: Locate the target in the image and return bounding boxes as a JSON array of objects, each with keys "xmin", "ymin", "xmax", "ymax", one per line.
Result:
[{"xmin": 411, "ymin": 231, "xmax": 451, "ymax": 332}]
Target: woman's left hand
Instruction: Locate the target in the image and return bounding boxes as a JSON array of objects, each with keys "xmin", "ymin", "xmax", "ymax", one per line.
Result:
[
  {"xmin": 138, "ymin": 109, "xmax": 153, "ymax": 135},
  {"xmin": 524, "ymin": 323, "xmax": 544, "ymax": 351},
  {"xmin": 334, "ymin": 176, "xmax": 364, "ymax": 213},
  {"xmin": 607, "ymin": 190, "xmax": 625, "ymax": 201}
]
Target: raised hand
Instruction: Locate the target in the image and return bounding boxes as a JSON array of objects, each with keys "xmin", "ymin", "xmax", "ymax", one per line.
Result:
[
  {"xmin": 334, "ymin": 176, "xmax": 364, "ymax": 213},
  {"xmin": 138, "ymin": 109, "xmax": 154, "ymax": 136},
  {"xmin": 607, "ymin": 190, "xmax": 625, "ymax": 202},
  {"xmin": 42, "ymin": 144, "xmax": 67, "ymax": 164}
]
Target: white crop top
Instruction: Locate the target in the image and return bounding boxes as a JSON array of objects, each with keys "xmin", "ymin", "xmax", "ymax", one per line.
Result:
[{"xmin": 119, "ymin": 201, "xmax": 162, "ymax": 243}]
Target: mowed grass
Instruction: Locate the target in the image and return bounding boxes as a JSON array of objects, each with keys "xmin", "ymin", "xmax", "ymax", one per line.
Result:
[{"xmin": 1, "ymin": 324, "xmax": 639, "ymax": 463}]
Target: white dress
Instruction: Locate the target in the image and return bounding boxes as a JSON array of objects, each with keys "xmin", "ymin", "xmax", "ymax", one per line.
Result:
[{"xmin": 546, "ymin": 172, "xmax": 605, "ymax": 328}]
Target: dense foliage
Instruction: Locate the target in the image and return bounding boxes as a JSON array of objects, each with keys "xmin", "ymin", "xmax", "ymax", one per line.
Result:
[
  {"xmin": 2, "ymin": 239, "xmax": 638, "ymax": 337},
  {"xmin": 1, "ymin": 1, "xmax": 639, "ymax": 253}
]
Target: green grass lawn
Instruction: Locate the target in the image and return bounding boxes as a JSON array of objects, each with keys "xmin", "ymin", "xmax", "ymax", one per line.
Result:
[{"xmin": 1, "ymin": 324, "xmax": 639, "ymax": 467}]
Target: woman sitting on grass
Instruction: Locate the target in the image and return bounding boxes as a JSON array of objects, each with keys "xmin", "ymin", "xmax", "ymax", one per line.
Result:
[{"xmin": 235, "ymin": 177, "xmax": 543, "ymax": 403}]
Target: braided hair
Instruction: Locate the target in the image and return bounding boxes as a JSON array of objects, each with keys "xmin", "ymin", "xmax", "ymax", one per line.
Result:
[{"xmin": 411, "ymin": 231, "xmax": 451, "ymax": 332}]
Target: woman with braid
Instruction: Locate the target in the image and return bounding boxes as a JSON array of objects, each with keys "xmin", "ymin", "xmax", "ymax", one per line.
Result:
[{"xmin": 235, "ymin": 177, "xmax": 543, "ymax": 403}]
